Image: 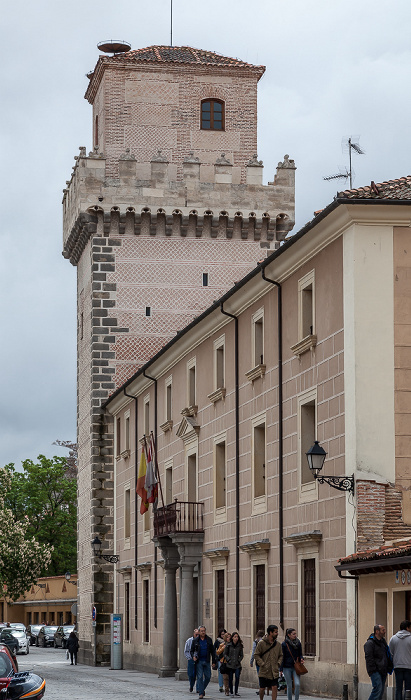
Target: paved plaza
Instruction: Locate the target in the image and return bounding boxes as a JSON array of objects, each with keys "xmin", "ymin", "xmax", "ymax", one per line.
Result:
[{"xmin": 18, "ymin": 647, "xmax": 339, "ymax": 700}]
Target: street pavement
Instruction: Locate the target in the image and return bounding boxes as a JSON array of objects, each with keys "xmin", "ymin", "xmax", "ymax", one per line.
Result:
[{"xmin": 18, "ymin": 646, "xmax": 338, "ymax": 700}]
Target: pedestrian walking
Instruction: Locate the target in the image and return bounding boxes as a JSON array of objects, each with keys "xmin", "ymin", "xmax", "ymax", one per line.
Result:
[
  {"xmin": 281, "ymin": 628, "xmax": 304, "ymax": 700},
  {"xmin": 364, "ymin": 624, "xmax": 393, "ymax": 700},
  {"xmin": 389, "ymin": 620, "xmax": 411, "ymax": 700},
  {"xmin": 67, "ymin": 630, "xmax": 79, "ymax": 665},
  {"xmin": 191, "ymin": 625, "xmax": 217, "ymax": 699},
  {"xmin": 225, "ymin": 632, "xmax": 244, "ymax": 697},
  {"xmin": 185, "ymin": 628, "xmax": 199, "ymax": 692},
  {"xmin": 217, "ymin": 632, "xmax": 232, "ymax": 696},
  {"xmin": 251, "ymin": 630, "xmax": 265, "ymax": 694},
  {"xmin": 254, "ymin": 625, "xmax": 283, "ymax": 700},
  {"xmin": 214, "ymin": 629, "xmax": 227, "ymax": 693}
]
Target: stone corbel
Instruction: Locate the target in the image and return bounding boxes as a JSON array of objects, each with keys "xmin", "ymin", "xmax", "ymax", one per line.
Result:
[{"xmin": 134, "ymin": 561, "xmax": 152, "ymax": 573}]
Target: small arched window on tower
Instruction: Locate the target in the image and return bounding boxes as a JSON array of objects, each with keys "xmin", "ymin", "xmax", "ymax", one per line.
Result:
[{"xmin": 201, "ymin": 99, "xmax": 225, "ymax": 131}]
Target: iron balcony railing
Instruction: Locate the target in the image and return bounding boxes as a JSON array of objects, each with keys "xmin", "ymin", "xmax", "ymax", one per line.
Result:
[{"xmin": 154, "ymin": 500, "xmax": 204, "ymax": 537}]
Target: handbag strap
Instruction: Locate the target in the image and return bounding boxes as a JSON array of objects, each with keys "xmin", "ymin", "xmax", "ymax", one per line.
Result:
[{"xmin": 285, "ymin": 642, "xmax": 297, "ymax": 663}]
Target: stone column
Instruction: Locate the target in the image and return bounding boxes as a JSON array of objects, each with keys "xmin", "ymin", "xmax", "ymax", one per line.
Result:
[
  {"xmin": 173, "ymin": 534, "xmax": 204, "ymax": 681},
  {"xmin": 156, "ymin": 538, "xmax": 180, "ymax": 677}
]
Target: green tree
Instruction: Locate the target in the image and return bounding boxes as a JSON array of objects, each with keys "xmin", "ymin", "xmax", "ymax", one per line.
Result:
[
  {"xmin": 0, "ymin": 468, "xmax": 52, "ymax": 601},
  {"xmin": 4, "ymin": 453, "xmax": 77, "ymax": 577}
]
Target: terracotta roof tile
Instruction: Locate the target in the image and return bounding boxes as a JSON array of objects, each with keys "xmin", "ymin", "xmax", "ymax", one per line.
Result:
[
  {"xmin": 338, "ymin": 176, "xmax": 411, "ymax": 200},
  {"xmin": 105, "ymin": 45, "xmax": 265, "ymax": 73},
  {"xmin": 339, "ymin": 538, "xmax": 411, "ymax": 564}
]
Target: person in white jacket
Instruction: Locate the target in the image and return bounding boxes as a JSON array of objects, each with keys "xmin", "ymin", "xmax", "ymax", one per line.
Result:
[{"xmin": 389, "ymin": 620, "xmax": 411, "ymax": 700}]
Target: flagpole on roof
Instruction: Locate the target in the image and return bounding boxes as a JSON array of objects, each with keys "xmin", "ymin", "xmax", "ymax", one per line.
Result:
[{"xmin": 170, "ymin": 0, "xmax": 173, "ymax": 46}]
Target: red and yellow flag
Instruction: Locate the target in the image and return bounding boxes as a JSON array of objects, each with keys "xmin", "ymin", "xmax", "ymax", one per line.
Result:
[{"xmin": 136, "ymin": 447, "xmax": 149, "ymax": 514}]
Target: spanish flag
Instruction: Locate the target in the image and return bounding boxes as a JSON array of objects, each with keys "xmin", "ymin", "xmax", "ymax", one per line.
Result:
[{"xmin": 136, "ymin": 447, "xmax": 149, "ymax": 514}]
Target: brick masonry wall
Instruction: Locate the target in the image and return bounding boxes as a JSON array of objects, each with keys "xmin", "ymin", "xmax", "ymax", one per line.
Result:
[
  {"xmin": 356, "ymin": 480, "xmax": 386, "ymax": 550},
  {"xmin": 96, "ymin": 63, "xmax": 260, "ymax": 181}
]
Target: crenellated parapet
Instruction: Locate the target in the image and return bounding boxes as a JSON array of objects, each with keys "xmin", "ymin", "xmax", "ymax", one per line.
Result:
[{"xmin": 62, "ymin": 148, "xmax": 296, "ymax": 265}]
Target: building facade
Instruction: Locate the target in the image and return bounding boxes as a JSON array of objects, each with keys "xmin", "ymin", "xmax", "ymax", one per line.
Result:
[
  {"xmin": 0, "ymin": 575, "xmax": 77, "ymax": 627},
  {"xmin": 62, "ymin": 44, "xmax": 296, "ymax": 665},
  {"xmin": 105, "ymin": 181, "xmax": 411, "ymax": 697}
]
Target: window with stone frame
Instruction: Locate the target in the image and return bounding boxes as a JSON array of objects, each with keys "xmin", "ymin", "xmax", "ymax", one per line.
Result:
[{"xmin": 201, "ymin": 99, "xmax": 225, "ymax": 131}]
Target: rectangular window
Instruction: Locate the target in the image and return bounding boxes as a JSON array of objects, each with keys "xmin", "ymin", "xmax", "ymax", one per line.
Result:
[
  {"xmin": 216, "ymin": 345, "xmax": 224, "ymax": 389},
  {"xmin": 188, "ymin": 362, "xmax": 196, "ymax": 408},
  {"xmin": 298, "ymin": 270, "xmax": 315, "ymax": 340},
  {"xmin": 125, "ymin": 415, "xmax": 130, "ymax": 452},
  {"xmin": 166, "ymin": 382, "xmax": 172, "ymax": 422},
  {"xmin": 202, "ymin": 272, "xmax": 209, "ymax": 287},
  {"xmin": 34, "ymin": 612, "xmax": 39, "ymax": 624},
  {"xmin": 144, "ymin": 398, "xmax": 150, "ymax": 436},
  {"xmin": 143, "ymin": 579, "xmax": 149, "ymax": 643},
  {"xmin": 145, "ymin": 306, "xmax": 151, "ymax": 317},
  {"xmin": 116, "ymin": 417, "xmax": 121, "ymax": 456},
  {"xmin": 27, "ymin": 612, "xmax": 31, "ymax": 626},
  {"xmin": 187, "ymin": 453, "xmax": 197, "ymax": 502},
  {"xmin": 251, "ymin": 308, "xmax": 264, "ymax": 368},
  {"xmin": 216, "ymin": 570, "xmax": 225, "ymax": 635},
  {"xmin": 255, "ymin": 564, "xmax": 265, "ymax": 633},
  {"xmin": 215, "ymin": 441, "xmax": 226, "ymax": 509},
  {"xmin": 144, "ymin": 508, "xmax": 150, "ymax": 533},
  {"xmin": 300, "ymin": 400, "xmax": 316, "ymax": 485},
  {"xmin": 125, "ymin": 489, "xmax": 131, "ymax": 540},
  {"xmin": 125, "ymin": 582, "xmax": 130, "ymax": 641},
  {"xmin": 253, "ymin": 423, "xmax": 266, "ymax": 498},
  {"xmin": 303, "ymin": 558, "xmax": 316, "ymax": 656},
  {"xmin": 165, "ymin": 465, "xmax": 173, "ymax": 505}
]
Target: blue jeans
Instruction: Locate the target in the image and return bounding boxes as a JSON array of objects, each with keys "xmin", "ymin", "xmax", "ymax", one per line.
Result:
[
  {"xmin": 283, "ymin": 667, "xmax": 300, "ymax": 700},
  {"xmin": 196, "ymin": 660, "xmax": 211, "ymax": 696},
  {"xmin": 394, "ymin": 668, "xmax": 411, "ymax": 700},
  {"xmin": 368, "ymin": 672, "xmax": 387, "ymax": 700},
  {"xmin": 188, "ymin": 659, "xmax": 197, "ymax": 690},
  {"xmin": 228, "ymin": 667, "xmax": 241, "ymax": 695},
  {"xmin": 218, "ymin": 660, "xmax": 224, "ymax": 689}
]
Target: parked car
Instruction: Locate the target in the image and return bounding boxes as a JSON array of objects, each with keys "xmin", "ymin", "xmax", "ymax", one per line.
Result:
[
  {"xmin": 9, "ymin": 624, "xmax": 25, "ymax": 632},
  {"xmin": 0, "ymin": 630, "xmax": 19, "ymax": 657},
  {"xmin": 0, "ymin": 644, "xmax": 45, "ymax": 699},
  {"xmin": 10, "ymin": 629, "xmax": 29, "ymax": 655},
  {"xmin": 26, "ymin": 625, "xmax": 42, "ymax": 646},
  {"xmin": 53, "ymin": 625, "xmax": 75, "ymax": 648},
  {"xmin": 36, "ymin": 626, "xmax": 58, "ymax": 648},
  {"xmin": 0, "ymin": 644, "xmax": 18, "ymax": 693}
]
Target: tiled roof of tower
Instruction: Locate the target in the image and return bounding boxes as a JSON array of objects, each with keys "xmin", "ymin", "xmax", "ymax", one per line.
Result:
[
  {"xmin": 106, "ymin": 45, "xmax": 266, "ymax": 73},
  {"xmin": 338, "ymin": 175, "xmax": 411, "ymax": 200}
]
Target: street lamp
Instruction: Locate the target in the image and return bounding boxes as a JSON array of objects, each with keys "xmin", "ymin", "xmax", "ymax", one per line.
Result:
[
  {"xmin": 91, "ymin": 536, "xmax": 119, "ymax": 564},
  {"xmin": 64, "ymin": 572, "xmax": 77, "ymax": 586},
  {"xmin": 306, "ymin": 440, "xmax": 355, "ymax": 494}
]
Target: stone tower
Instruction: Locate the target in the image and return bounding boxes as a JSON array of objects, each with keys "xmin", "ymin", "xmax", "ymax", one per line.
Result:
[{"xmin": 62, "ymin": 44, "xmax": 296, "ymax": 664}]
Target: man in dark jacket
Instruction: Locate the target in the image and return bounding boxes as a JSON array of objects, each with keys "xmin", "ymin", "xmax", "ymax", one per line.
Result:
[
  {"xmin": 364, "ymin": 625, "xmax": 392, "ymax": 700},
  {"xmin": 191, "ymin": 626, "xmax": 216, "ymax": 699}
]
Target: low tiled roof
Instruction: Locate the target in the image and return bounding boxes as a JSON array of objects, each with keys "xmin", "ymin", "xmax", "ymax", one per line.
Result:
[
  {"xmin": 106, "ymin": 45, "xmax": 265, "ymax": 73},
  {"xmin": 338, "ymin": 176, "xmax": 411, "ymax": 200},
  {"xmin": 339, "ymin": 539, "xmax": 411, "ymax": 565}
]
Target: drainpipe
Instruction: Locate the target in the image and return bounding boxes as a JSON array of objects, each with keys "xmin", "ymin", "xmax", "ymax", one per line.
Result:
[
  {"xmin": 260, "ymin": 268, "xmax": 284, "ymax": 630},
  {"xmin": 220, "ymin": 302, "xmax": 240, "ymax": 630},
  {"xmin": 143, "ymin": 370, "xmax": 158, "ymax": 628},
  {"xmin": 337, "ymin": 570, "xmax": 359, "ymax": 700},
  {"xmin": 123, "ymin": 388, "xmax": 138, "ymax": 629}
]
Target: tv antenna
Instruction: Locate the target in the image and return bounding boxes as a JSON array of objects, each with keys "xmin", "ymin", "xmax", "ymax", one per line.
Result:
[{"xmin": 323, "ymin": 136, "xmax": 365, "ymax": 190}]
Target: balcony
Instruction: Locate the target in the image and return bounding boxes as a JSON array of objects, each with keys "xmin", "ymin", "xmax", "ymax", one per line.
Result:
[{"xmin": 154, "ymin": 500, "xmax": 204, "ymax": 538}]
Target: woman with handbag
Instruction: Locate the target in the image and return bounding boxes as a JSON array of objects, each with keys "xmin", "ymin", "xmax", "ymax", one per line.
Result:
[
  {"xmin": 225, "ymin": 632, "xmax": 244, "ymax": 697},
  {"xmin": 217, "ymin": 632, "xmax": 232, "ymax": 696},
  {"xmin": 281, "ymin": 629, "xmax": 306, "ymax": 700},
  {"xmin": 215, "ymin": 629, "xmax": 227, "ymax": 693}
]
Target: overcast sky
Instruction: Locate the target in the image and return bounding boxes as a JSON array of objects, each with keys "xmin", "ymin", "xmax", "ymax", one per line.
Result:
[{"xmin": 2, "ymin": 0, "xmax": 411, "ymax": 467}]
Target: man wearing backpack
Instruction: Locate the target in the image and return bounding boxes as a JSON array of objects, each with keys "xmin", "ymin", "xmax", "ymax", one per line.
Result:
[{"xmin": 254, "ymin": 625, "xmax": 283, "ymax": 700}]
